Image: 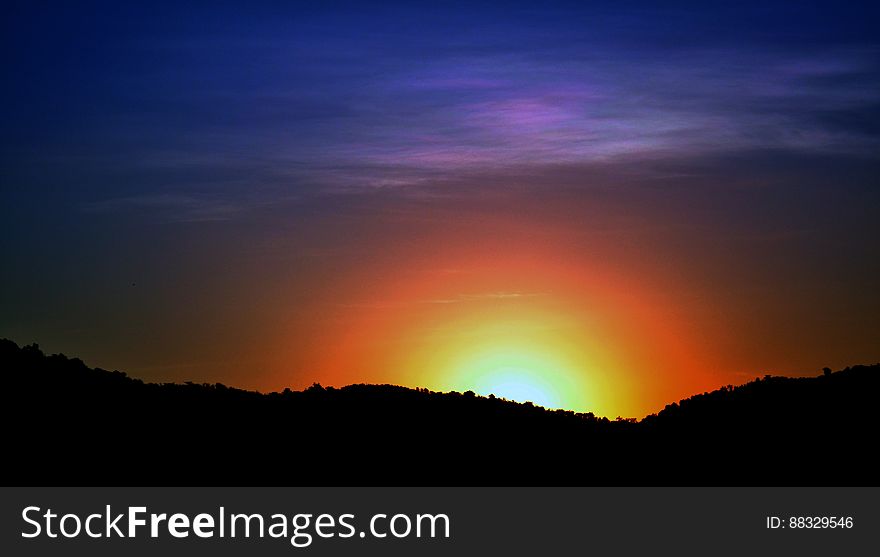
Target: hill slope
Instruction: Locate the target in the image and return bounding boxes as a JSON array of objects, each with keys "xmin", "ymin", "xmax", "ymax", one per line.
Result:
[{"xmin": 2, "ymin": 339, "xmax": 877, "ymax": 485}]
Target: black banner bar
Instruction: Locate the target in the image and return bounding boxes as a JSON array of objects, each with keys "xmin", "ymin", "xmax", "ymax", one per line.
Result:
[{"xmin": 2, "ymin": 487, "xmax": 876, "ymax": 556}]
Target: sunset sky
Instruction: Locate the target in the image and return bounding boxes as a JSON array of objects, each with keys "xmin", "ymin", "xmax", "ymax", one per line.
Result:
[{"xmin": 2, "ymin": 1, "xmax": 879, "ymax": 416}]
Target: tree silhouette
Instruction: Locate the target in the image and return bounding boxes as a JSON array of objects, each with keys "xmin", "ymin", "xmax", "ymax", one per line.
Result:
[{"xmin": 1, "ymin": 338, "xmax": 877, "ymax": 486}]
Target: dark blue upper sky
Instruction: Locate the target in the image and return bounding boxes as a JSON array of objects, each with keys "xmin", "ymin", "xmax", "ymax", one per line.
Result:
[{"xmin": 4, "ymin": 1, "xmax": 879, "ymax": 204}]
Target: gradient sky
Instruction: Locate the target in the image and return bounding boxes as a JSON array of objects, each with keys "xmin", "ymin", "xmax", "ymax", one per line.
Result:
[{"xmin": 2, "ymin": 0, "xmax": 879, "ymax": 416}]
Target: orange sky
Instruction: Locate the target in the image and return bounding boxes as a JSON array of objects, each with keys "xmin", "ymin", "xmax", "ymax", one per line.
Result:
[
  {"xmin": 5, "ymin": 169, "xmax": 876, "ymax": 419},
  {"xmin": 262, "ymin": 190, "xmax": 731, "ymax": 417},
  {"xmin": 278, "ymin": 253, "xmax": 717, "ymax": 417}
]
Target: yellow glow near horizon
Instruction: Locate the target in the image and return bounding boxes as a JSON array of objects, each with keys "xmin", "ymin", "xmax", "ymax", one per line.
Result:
[
  {"xmin": 278, "ymin": 249, "xmax": 718, "ymax": 418},
  {"xmin": 398, "ymin": 305, "xmax": 607, "ymax": 412},
  {"xmin": 454, "ymin": 348, "xmax": 580, "ymax": 409}
]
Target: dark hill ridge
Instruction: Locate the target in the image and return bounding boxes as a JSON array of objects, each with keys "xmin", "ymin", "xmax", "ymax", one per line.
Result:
[{"xmin": 2, "ymin": 339, "xmax": 877, "ymax": 485}]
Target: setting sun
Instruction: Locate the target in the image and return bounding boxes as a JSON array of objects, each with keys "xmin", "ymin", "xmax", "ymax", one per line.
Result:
[
  {"xmin": 452, "ymin": 350, "xmax": 582, "ymax": 409},
  {"xmin": 413, "ymin": 306, "xmax": 602, "ymax": 411},
  {"xmin": 269, "ymin": 239, "xmax": 720, "ymax": 418}
]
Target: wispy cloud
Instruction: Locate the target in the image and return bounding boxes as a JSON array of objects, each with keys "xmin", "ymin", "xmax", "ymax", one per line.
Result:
[
  {"xmin": 111, "ymin": 43, "xmax": 873, "ymax": 195},
  {"xmin": 343, "ymin": 47, "xmax": 880, "ymax": 178},
  {"xmin": 24, "ymin": 4, "xmax": 880, "ymax": 208}
]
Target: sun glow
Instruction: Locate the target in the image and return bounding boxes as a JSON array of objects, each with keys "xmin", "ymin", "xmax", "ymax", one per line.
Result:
[
  {"xmin": 481, "ymin": 371, "xmax": 558, "ymax": 407},
  {"xmin": 455, "ymin": 349, "xmax": 581, "ymax": 409},
  {"xmin": 481, "ymin": 373, "xmax": 558, "ymax": 408},
  {"xmin": 272, "ymin": 242, "xmax": 718, "ymax": 417}
]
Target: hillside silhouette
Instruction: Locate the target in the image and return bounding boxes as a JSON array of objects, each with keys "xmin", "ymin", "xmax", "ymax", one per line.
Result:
[{"xmin": 2, "ymin": 338, "xmax": 877, "ymax": 485}]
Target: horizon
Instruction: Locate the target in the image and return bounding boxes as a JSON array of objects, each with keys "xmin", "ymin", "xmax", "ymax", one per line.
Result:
[
  {"xmin": 5, "ymin": 336, "xmax": 876, "ymax": 419},
  {"xmin": 2, "ymin": 1, "xmax": 879, "ymax": 417}
]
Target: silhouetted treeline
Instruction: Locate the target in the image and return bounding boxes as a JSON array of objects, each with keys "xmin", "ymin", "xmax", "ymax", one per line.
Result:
[{"xmin": 2, "ymin": 339, "xmax": 877, "ymax": 485}]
